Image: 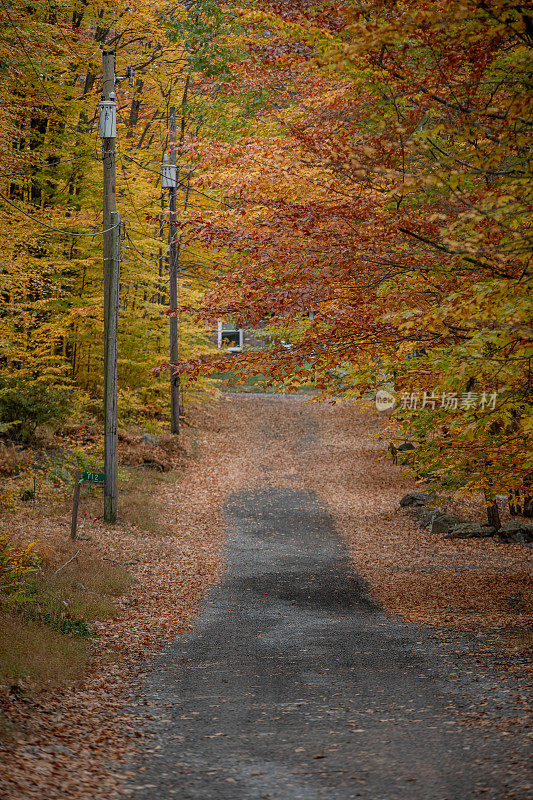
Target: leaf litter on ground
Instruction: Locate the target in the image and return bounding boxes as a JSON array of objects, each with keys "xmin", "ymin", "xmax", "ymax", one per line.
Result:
[{"xmin": 0, "ymin": 395, "xmax": 531, "ymax": 798}]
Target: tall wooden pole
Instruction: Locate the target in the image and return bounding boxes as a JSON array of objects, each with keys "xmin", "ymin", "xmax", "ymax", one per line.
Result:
[
  {"xmin": 102, "ymin": 48, "xmax": 116, "ymax": 327},
  {"xmin": 101, "ymin": 49, "xmax": 119, "ymax": 522},
  {"xmin": 174, "ymin": 77, "xmax": 191, "ymax": 420},
  {"xmin": 168, "ymin": 107, "xmax": 180, "ymax": 434},
  {"xmin": 104, "ymin": 212, "xmax": 121, "ymax": 523}
]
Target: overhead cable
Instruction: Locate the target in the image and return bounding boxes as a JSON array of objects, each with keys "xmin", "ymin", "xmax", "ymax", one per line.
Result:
[{"xmin": 0, "ymin": 193, "xmax": 119, "ymax": 237}]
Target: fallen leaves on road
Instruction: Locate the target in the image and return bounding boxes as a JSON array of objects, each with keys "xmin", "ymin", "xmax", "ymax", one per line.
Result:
[
  {"xmin": 0, "ymin": 398, "xmax": 262, "ymax": 800},
  {"xmin": 300, "ymin": 399, "xmax": 533, "ymax": 633},
  {"xmin": 1, "ymin": 395, "xmax": 531, "ymax": 799}
]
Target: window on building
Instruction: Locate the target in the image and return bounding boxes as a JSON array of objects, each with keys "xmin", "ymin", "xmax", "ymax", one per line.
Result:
[{"xmin": 218, "ymin": 321, "xmax": 243, "ymax": 351}]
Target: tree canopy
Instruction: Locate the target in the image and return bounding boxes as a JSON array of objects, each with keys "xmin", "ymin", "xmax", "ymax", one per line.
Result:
[
  {"xmin": 0, "ymin": 0, "xmax": 238, "ymax": 435},
  {"xmin": 1, "ymin": 0, "xmax": 531, "ymax": 500},
  {"xmin": 179, "ymin": 0, "xmax": 532, "ymax": 499}
]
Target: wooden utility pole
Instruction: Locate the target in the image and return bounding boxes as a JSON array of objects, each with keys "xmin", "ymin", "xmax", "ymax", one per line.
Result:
[
  {"xmin": 101, "ymin": 47, "xmax": 119, "ymax": 523},
  {"xmin": 168, "ymin": 107, "xmax": 180, "ymax": 434},
  {"xmin": 104, "ymin": 212, "xmax": 121, "ymax": 523},
  {"xmin": 174, "ymin": 77, "xmax": 191, "ymax": 420},
  {"xmin": 101, "ymin": 48, "xmax": 116, "ymax": 326}
]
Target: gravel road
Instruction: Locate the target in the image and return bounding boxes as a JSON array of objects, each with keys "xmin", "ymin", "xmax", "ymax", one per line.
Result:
[{"xmin": 124, "ymin": 397, "xmax": 530, "ymax": 800}]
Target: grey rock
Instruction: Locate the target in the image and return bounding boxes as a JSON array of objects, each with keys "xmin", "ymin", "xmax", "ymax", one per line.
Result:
[
  {"xmin": 445, "ymin": 523, "xmax": 496, "ymax": 539},
  {"xmin": 397, "ymin": 443, "xmax": 417, "ymax": 465},
  {"xmin": 417, "ymin": 508, "xmax": 440, "ymax": 528},
  {"xmin": 497, "ymin": 520, "xmax": 533, "ymax": 544},
  {"xmin": 406, "ymin": 504, "xmax": 430, "ymax": 520},
  {"xmin": 142, "ymin": 432, "xmax": 158, "ymax": 445},
  {"xmin": 430, "ymin": 514, "xmax": 466, "ymax": 535},
  {"xmin": 405, "ymin": 506, "xmax": 445, "ymax": 529},
  {"xmin": 400, "ymin": 492, "xmax": 430, "ymax": 508}
]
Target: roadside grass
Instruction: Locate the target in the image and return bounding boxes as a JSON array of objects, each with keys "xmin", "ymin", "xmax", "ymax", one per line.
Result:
[
  {"xmin": 0, "ymin": 611, "xmax": 89, "ymax": 688},
  {"xmin": 0, "ymin": 421, "xmax": 195, "ymax": 696},
  {"xmin": 0, "ymin": 545, "xmax": 134, "ymax": 690},
  {"xmin": 1, "ymin": 503, "xmax": 139, "ymax": 692},
  {"xmin": 61, "ymin": 555, "xmax": 133, "ymax": 597},
  {"xmin": 73, "ymin": 467, "xmax": 180, "ymax": 536},
  {"xmin": 30, "ymin": 552, "xmax": 133, "ymax": 622},
  {"xmin": 119, "ymin": 468, "xmax": 180, "ymax": 535}
]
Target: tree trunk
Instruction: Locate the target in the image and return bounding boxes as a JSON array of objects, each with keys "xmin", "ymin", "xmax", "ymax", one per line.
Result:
[{"xmin": 485, "ymin": 492, "xmax": 501, "ymax": 530}]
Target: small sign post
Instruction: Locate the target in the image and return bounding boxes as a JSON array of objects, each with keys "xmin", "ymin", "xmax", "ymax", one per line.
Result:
[
  {"xmin": 81, "ymin": 471, "xmax": 105, "ymax": 484},
  {"xmin": 70, "ymin": 470, "xmax": 106, "ymax": 540}
]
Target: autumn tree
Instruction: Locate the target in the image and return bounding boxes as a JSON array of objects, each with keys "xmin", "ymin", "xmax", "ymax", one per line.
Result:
[
  {"xmin": 0, "ymin": 0, "xmax": 237, "ymax": 437},
  {"xmin": 180, "ymin": 0, "xmax": 532, "ymax": 501}
]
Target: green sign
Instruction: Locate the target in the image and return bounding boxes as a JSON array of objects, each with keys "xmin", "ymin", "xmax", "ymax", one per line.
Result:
[{"xmin": 81, "ymin": 471, "xmax": 105, "ymax": 484}]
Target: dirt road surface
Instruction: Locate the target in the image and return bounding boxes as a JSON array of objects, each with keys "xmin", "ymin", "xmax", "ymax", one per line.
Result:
[{"xmin": 123, "ymin": 395, "xmax": 531, "ymax": 800}]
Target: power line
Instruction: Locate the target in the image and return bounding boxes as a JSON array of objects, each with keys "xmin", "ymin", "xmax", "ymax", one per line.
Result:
[
  {"xmin": 120, "ymin": 151, "xmax": 199, "ymax": 195},
  {"xmin": 124, "ymin": 229, "xmax": 171, "ymax": 263},
  {"xmin": 119, "ymin": 159, "xmax": 148, "ymax": 229},
  {"xmin": 0, "ymin": 192, "xmax": 119, "ymax": 237},
  {"xmin": 118, "ymin": 155, "xmax": 171, "ymax": 232},
  {"xmin": 4, "ymin": 153, "xmax": 99, "ymax": 178},
  {"xmin": 120, "ymin": 152, "xmax": 168, "ymax": 180},
  {"xmin": 121, "ymin": 150, "xmax": 223, "ymax": 205},
  {"xmin": 123, "ymin": 246, "xmax": 168, "ymax": 265},
  {"xmin": 126, "ymin": 223, "xmax": 175, "ymax": 245}
]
